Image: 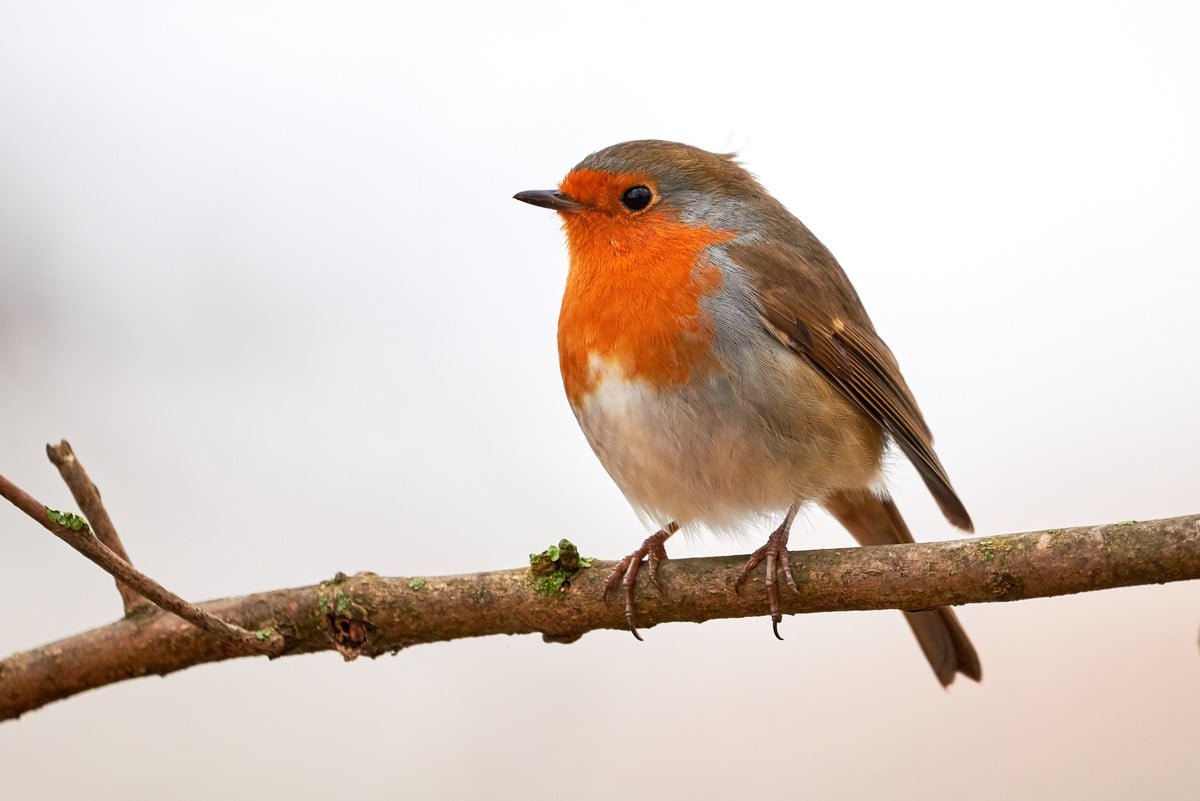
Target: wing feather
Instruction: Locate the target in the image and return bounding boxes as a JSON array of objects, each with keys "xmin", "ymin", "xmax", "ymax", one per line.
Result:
[{"xmin": 734, "ymin": 238, "xmax": 973, "ymax": 531}]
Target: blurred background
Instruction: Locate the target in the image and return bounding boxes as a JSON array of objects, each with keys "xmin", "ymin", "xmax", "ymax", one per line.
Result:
[{"xmin": 2, "ymin": 1, "xmax": 1198, "ymax": 798}]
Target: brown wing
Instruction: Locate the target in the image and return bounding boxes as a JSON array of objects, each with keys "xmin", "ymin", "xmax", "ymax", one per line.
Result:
[{"xmin": 731, "ymin": 237, "xmax": 973, "ymax": 531}]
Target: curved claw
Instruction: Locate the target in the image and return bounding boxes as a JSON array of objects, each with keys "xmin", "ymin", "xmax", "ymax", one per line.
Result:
[
  {"xmin": 603, "ymin": 560, "xmax": 643, "ymax": 639},
  {"xmin": 622, "ymin": 552, "xmax": 645, "ymax": 641},
  {"xmin": 737, "ymin": 509, "xmax": 801, "ymax": 639},
  {"xmin": 625, "ymin": 609, "xmax": 644, "ymax": 641},
  {"xmin": 604, "ymin": 524, "xmax": 677, "ymax": 641}
]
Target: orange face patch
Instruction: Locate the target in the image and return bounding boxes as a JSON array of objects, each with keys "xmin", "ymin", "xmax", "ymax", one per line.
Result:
[{"xmin": 556, "ymin": 169, "xmax": 734, "ymax": 406}]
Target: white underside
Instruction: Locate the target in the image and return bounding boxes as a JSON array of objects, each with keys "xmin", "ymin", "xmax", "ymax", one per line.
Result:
[{"xmin": 572, "ymin": 350, "xmax": 883, "ymax": 537}]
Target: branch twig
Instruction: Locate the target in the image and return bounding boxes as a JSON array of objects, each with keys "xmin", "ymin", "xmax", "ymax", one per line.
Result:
[
  {"xmin": 45, "ymin": 440, "xmax": 151, "ymax": 614},
  {"xmin": 0, "ymin": 473, "xmax": 282, "ymax": 659},
  {"xmin": 2, "ymin": 513, "xmax": 1197, "ymax": 722}
]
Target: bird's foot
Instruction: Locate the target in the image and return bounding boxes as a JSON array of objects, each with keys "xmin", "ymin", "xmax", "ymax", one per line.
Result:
[
  {"xmin": 604, "ymin": 523, "xmax": 678, "ymax": 641},
  {"xmin": 735, "ymin": 521, "xmax": 799, "ymax": 640}
]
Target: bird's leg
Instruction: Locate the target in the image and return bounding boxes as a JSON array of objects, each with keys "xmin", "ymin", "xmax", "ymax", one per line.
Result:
[
  {"xmin": 604, "ymin": 522, "xmax": 679, "ymax": 641},
  {"xmin": 735, "ymin": 503, "xmax": 801, "ymax": 640}
]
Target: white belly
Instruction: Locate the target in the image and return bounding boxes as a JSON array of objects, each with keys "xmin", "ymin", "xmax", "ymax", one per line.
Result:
[{"xmin": 571, "ymin": 349, "xmax": 883, "ymax": 536}]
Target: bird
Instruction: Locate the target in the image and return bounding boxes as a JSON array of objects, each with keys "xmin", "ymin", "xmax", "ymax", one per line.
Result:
[{"xmin": 514, "ymin": 140, "xmax": 981, "ymax": 686}]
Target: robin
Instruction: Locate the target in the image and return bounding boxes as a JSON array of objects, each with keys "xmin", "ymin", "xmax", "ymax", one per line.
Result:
[{"xmin": 515, "ymin": 140, "xmax": 981, "ymax": 686}]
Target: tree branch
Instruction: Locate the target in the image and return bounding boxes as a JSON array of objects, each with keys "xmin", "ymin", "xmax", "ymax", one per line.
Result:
[
  {"xmin": 45, "ymin": 439, "xmax": 152, "ymax": 615},
  {"xmin": 2, "ymin": 513, "xmax": 1197, "ymax": 721},
  {"xmin": 0, "ymin": 473, "xmax": 282, "ymax": 658}
]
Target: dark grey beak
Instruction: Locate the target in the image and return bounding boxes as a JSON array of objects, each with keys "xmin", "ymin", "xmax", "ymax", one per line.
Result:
[{"xmin": 513, "ymin": 189, "xmax": 587, "ymax": 213}]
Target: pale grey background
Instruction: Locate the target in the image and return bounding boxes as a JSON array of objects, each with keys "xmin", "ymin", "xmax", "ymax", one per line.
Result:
[{"xmin": 1, "ymin": 1, "xmax": 1198, "ymax": 798}]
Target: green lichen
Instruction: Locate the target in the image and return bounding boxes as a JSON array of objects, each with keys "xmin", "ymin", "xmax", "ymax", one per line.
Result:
[
  {"xmin": 408, "ymin": 578, "xmax": 427, "ymax": 591},
  {"xmin": 255, "ymin": 628, "xmax": 272, "ymax": 641},
  {"xmin": 529, "ymin": 538, "xmax": 594, "ymax": 596},
  {"xmin": 533, "ymin": 572, "xmax": 568, "ymax": 595},
  {"xmin": 1117, "ymin": 520, "xmax": 1137, "ymax": 527},
  {"xmin": 977, "ymin": 538, "xmax": 996, "ymax": 561},
  {"xmin": 316, "ymin": 574, "xmax": 367, "ymax": 623},
  {"xmin": 46, "ymin": 507, "xmax": 90, "ymax": 533}
]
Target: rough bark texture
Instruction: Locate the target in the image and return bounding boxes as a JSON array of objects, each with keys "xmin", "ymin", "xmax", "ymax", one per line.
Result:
[{"xmin": 2, "ymin": 514, "xmax": 1197, "ymax": 722}]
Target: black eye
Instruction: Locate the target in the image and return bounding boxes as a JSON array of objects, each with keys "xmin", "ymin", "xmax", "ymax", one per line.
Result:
[{"xmin": 620, "ymin": 185, "xmax": 653, "ymax": 211}]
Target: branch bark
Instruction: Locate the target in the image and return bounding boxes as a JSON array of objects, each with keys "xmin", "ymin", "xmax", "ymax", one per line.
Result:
[
  {"xmin": 0, "ymin": 473, "xmax": 282, "ymax": 657},
  {"xmin": 2, "ymin": 513, "xmax": 1197, "ymax": 722},
  {"xmin": 45, "ymin": 440, "xmax": 152, "ymax": 614}
]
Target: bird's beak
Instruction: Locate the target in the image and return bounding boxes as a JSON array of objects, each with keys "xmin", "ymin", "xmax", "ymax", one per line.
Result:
[{"xmin": 513, "ymin": 189, "xmax": 588, "ymax": 213}]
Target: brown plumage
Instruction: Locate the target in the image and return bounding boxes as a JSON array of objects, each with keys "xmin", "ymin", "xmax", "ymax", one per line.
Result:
[{"xmin": 743, "ymin": 236, "xmax": 974, "ymax": 531}]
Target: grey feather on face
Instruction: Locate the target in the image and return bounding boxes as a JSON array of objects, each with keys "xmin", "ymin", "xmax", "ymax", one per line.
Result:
[{"xmin": 674, "ymin": 188, "xmax": 767, "ymax": 237}]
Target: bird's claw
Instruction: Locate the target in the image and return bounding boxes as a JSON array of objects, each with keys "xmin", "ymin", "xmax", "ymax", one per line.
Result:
[
  {"xmin": 604, "ymin": 526, "xmax": 674, "ymax": 640},
  {"xmin": 736, "ymin": 525, "xmax": 799, "ymax": 639}
]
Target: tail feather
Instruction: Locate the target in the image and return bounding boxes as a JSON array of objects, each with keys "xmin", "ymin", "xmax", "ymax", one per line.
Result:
[
  {"xmin": 903, "ymin": 608, "xmax": 982, "ymax": 685},
  {"xmin": 822, "ymin": 489, "xmax": 982, "ymax": 686}
]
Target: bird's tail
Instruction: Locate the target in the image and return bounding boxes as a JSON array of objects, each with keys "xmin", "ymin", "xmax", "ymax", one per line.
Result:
[{"xmin": 821, "ymin": 489, "xmax": 982, "ymax": 686}]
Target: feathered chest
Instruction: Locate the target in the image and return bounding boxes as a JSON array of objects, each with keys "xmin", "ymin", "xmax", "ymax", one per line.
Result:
[{"xmin": 556, "ymin": 215, "xmax": 733, "ymax": 407}]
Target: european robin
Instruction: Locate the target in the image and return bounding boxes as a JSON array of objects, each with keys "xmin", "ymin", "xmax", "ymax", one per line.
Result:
[{"xmin": 515, "ymin": 140, "xmax": 981, "ymax": 685}]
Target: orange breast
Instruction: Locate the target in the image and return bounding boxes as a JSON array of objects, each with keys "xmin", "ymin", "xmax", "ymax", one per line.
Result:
[{"xmin": 557, "ymin": 205, "xmax": 733, "ymax": 407}]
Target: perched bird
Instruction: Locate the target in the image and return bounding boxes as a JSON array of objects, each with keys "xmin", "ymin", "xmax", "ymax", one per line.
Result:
[{"xmin": 515, "ymin": 140, "xmax": 981, "ymax": 685}]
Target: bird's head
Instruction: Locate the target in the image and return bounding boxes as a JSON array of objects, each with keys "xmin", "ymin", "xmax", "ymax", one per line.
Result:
[{"xmin": 515, "ymin": 140, "xmax": 770, "ymax": 258}]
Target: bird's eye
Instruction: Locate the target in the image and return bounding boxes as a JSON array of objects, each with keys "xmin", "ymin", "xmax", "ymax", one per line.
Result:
[{"xmin": 620, "ymin": 185, "xmax": 653, "ymax": 212}]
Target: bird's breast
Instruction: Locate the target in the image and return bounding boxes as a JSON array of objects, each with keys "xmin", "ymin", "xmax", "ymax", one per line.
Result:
[{"xmin": 556, "ymin": 216, "xmax": 733, "ymax": 407}]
